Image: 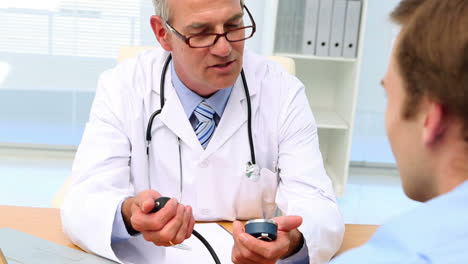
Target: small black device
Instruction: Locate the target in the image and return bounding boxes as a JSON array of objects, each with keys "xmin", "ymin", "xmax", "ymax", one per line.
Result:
[
  {"xmin": 245, "ymin": 219, "xmax": 278, "ymax": 241},
  {"xmin": 151, "ymin": 197, "xmax": 221, "ymax": 264},
  {"xmin": 150, "ymin": 197, "xmax": 170, "ymax": 213}
]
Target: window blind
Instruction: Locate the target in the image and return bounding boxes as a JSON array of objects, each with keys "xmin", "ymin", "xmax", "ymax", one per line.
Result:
[{"xmin": 1, "ymin": 0, "xmax": 141, "ymax": 58}]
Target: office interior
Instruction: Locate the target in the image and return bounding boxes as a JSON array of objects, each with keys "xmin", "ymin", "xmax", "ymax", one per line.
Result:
[{"xmin": 0, "ymin": 0, "xmax": 420, "ymax": 225}]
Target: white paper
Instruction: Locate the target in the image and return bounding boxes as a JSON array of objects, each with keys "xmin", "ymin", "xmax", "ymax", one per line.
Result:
[{"xmin": 165, "ymin": 223, "xmax": 234, "ymax": 263}]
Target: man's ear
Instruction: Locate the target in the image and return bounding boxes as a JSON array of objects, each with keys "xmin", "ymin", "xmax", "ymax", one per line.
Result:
[
  {"xmin": 150, "ymin": 15, "xmax": 172, "ymax": 51},
  {"xmin": 423, "ymin": 100, "xmax": 447, "ymax": 146}
]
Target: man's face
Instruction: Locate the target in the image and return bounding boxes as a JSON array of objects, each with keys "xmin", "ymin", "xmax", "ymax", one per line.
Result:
[
  {"xmin": 383, "ymin": 39, "xmax": 434, "ymax": 202},
  {"xmin": 165, "ymin": 0, "xmax": 246, "ymax": 96}
]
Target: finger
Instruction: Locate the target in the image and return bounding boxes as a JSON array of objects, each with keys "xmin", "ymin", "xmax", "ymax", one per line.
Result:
[
  {"xmin": 173, "ymin": 206, "xmax": 192, "ymax": 244},
  {"xmin": 185, "ymin": 206, "xmax": 195, "ymax": 239},
  {"xmin": 231, "ymin": 245, "xmax": 244, "ymax": 264},
  {"xmin": 238, "ymin": 232, "xmax": 287, "ymax": 260},
  {"xmin": 232, "ymin": 244, "xmax": 263, "ymax": 264},
  {"xmin": 232, "ymin": 221, "xmax": 244, "ymax": 237},
  {"xmin": 134, "ymin": 190, "xmax": 161, "ymax": 213},
  {"xmin": 232, "ymin": 222, "xmax": 265, "ymax": 263},
  {"xmin": 272, "ymin": 215, "xmax": 303, "ymax": 232},
  {"xmin": 231, "ymin": 245, "xmax": 239, "ymax": 263},
  {"xmin": 141, "ymin": 198, "xmax": 158, "ymax": 213},
  {"xmin": 142, "ymin": 230, "xmax": 172, "ymax": 247},
  {"xmin": 151, "ymin": 203, "xmax": 185, "ymax": 243},
  {"xmin": 134, "ymin": 198, "xmax": 178, "ymax": 231}
]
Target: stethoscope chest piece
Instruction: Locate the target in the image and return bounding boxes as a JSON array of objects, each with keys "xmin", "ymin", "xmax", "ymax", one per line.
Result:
[{"xmin": 245, "ymin": 161, "xmax": 260, "ymax": 181}]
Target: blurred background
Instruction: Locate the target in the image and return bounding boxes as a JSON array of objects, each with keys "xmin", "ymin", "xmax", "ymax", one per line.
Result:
[{"xmin": 0, "ymin": 0, "xmax": 420, "ymax": 224}]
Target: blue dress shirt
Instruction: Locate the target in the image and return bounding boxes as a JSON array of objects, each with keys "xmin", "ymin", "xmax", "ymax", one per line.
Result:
[
  {"xmin": 331, "ymin": 180, "xmax": 468, "ymax": 264},
  {"xmin": 170, "ymin": 62, "xmax": 232, "ymax": 128}
]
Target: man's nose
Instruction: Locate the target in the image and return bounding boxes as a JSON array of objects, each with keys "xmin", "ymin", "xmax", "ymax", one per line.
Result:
[{"xmin": 210, "ymin": 34, "xmax": 232, "ymax": 57}]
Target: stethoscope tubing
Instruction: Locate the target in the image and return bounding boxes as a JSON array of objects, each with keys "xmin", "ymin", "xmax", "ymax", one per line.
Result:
[
  {"xmin": 240, "ymin": 69, "xmax": 256, "ymax": 165},
  {"xmin": 145, "ymin": 53, "xmax": 172, "ymax": 152}
]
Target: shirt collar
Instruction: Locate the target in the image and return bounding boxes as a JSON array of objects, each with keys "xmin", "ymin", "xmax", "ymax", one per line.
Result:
[{"xmin": 171, "ymin": 62, "xmax": 232, "ymax": 119}]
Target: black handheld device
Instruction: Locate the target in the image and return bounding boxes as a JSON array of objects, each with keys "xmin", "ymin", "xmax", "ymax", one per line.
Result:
[{"xmin": 150, "ymin": 197, "xmax": 170, "ymax": 213}]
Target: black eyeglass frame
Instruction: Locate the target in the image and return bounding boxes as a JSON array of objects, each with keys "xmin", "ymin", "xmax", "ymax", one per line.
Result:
[{"xmin": 164, "ymin": 5, "xmax": 256, "ymax": 48}]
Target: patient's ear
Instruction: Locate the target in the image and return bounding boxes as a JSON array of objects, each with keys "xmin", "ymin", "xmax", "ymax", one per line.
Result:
[
  {"xmin": 150, "ymin": 15, "xmax": 172, "ymax": 51},
  {"xmin": 423, "ymin": 101, "xmax": 446, "ymax": 145}
]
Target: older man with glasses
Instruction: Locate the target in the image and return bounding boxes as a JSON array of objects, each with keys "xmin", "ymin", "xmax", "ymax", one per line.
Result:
[{"xmin": 61, "ymin": 0, "xmax": 344, "ymax": 263}]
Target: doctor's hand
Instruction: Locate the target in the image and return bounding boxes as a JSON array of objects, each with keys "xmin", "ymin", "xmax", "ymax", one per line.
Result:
[
  {"xmin": 232, "ymin": 216, "xmax": 304, "ymax": 264},
  {"xmin": 121, "ymin": 190, "xmax": 195, "ymax": 247}
]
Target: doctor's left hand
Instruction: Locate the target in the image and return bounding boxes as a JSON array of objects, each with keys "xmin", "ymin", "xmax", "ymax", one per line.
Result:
[
  {"xmin": 121, "ymin": 190, "xmax": 195, "ymax": 247},
  {"xmin": 231, "ymin": 216, "xmax": 304, "ymax": 264}
]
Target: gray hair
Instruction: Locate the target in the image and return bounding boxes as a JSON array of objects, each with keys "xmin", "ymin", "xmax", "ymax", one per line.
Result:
[{"xmin": 152, "ymin": 0, "xmax": 245, "ymax": 22}]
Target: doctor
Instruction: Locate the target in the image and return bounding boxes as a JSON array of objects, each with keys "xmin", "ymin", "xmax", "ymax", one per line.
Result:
[{"xmin": 61, "ymin": 0, "xmax": 344, "ymax": 263}]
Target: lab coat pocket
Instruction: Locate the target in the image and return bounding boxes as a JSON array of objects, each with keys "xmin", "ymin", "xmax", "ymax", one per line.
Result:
[{"xmin": 235, "ymin": 168, "xmax": 278, "ymax": 219}]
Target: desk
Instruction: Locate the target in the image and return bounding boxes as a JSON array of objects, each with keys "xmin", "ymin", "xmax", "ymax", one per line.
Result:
[{"xmin": 0, "ymin": 205, "xmax": 378, "ymax": 257}]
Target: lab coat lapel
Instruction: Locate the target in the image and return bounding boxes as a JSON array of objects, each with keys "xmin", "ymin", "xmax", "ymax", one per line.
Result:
[
  {"xmin": 157, "ymin": 88, "xmax": 203, "ymax": 152},
  {"xmin": 201, "ymin": 76, "xmax": 254, "ymax": 160}
]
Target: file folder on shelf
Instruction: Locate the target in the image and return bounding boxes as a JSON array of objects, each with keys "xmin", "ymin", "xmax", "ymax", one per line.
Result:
[
  {"xmin": 292, "ymin": 0, "xmax": 306, "ymax": 54},
  {"xmin": 342, "ymin": 0, "xmax": 362, "ymax": 58},
  {"xmin": 274, "ymin": 0, "xmax": 288, "ymax": 53},
  {"xmin": 315, "ymin": 0, "xmax": 334, "ymax": 56},
  {"xmin": 301, "ymin": 0, "xmax": 320, "ymax": 55},
  {"xmin": 275, "ymin": 0, "xmax": 306, "ymax": 54},
  {"xmin": 284, "ymin": 0, "xmax": 295, "ymax": 52},
  {"xmin": 329, "ymin": 0, "xmax": 347, "ymax": 57}
]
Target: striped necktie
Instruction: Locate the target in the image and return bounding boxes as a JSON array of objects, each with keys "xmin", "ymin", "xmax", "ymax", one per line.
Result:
[{"xmin": 194, "ymin": 101, "xmax": 216, "ymax": 149}]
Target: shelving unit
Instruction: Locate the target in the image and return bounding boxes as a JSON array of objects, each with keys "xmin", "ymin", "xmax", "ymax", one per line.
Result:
[
  {"xmin": 275, "ymin": 53, "xmax": 357, "ymax": 63},
  {"xmin": 260, "ymin": 0, "xmax": 368, "ymax": 196}
]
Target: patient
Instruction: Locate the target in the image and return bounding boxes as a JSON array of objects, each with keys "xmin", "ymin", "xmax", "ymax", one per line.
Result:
[{"xmin": 331, "ymin": 0, "xmax": 468, "ymax": 262}]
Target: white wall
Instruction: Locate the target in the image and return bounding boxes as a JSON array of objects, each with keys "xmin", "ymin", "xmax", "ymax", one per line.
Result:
[
  {"xmin": 243, "ymin": 0, "xmax": 267, "ymax": 54},
  {"xmin": 349, "ymin": 0, "xmax": 401, "ymax": 164},
  {"xmin": 246, "ymin": 0, "xmax": 402, "ymax": 164}
]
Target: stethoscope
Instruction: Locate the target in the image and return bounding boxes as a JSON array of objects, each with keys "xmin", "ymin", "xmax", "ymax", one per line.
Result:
[
  {"xmin": 145, "ymin": 54, "xmax": 259, "ymax": 199},
  {"xmin": 145, "ymin": 55, "xmax": 278, "ymax": 264}
]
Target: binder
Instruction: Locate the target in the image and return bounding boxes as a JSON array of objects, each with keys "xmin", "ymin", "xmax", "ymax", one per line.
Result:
[
  {"xmin": 282, "ymin": 0, "xmax": 295, "ymax": 52},
  {"xmin": 329, "ymin": 0, "xmax": 347, "ymax": 57},
  {"xmin": 287, "ymin": 0, "xmax": 298, "ymax": 52},
  {"xmin": 342, "ymin": 0, "xmax": 362, "ymax": 58},
  {"xmin": 301, "ymin": 0, "xmax": 320, "ymax": 55},
  {"xmin": 315, "ymin": 0, "xmax": 334, "ymax": 56},
  {"xmin": 292, "ymin": 0, "xmax": 306, "ymax": 54},
  {"xmin": 274, "ymin": 0, "xmax": 288, "ymax": 53}
]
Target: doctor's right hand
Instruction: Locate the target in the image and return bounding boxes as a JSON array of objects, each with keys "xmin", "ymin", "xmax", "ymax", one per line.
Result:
[{"xmin": 121, "ymin": 190, "xmax": 195, "ymax": 247}]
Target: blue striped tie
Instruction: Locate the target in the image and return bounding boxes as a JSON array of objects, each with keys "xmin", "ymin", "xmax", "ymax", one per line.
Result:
[{"xmin": 194, "ymin": 101, "xmax": 216, "ymax": 149}]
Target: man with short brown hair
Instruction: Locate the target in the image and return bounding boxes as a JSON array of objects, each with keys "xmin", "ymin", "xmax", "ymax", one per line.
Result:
[{"xmin": 331, "ymin": 0, "xmax": 468, "ymax": 262}]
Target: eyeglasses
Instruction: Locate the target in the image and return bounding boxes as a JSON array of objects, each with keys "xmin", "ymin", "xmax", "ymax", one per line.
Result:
[{"xmin": 164, "ymin": 5, "xmax": 256, "ymax": 48}]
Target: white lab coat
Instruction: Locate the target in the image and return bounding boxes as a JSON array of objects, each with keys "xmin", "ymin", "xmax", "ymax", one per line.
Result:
[{"xmin": 61, "ymin": 47, "xmax": 344, "ymax": 264}]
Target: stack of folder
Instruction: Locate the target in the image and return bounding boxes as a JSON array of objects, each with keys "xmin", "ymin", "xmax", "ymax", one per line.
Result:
[{"xmin": 275, "ymin": 0, "xmax": 362, "ymax": 58}]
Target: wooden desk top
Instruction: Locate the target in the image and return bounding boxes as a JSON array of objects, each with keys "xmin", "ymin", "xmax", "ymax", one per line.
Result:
[
  {"xmin": 0, "ymin": 205, "xmax": 82, "ymax": 251},
  {"xmin": 0, "ymin": 205, "xmax": 378, "ymax": 256}
]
